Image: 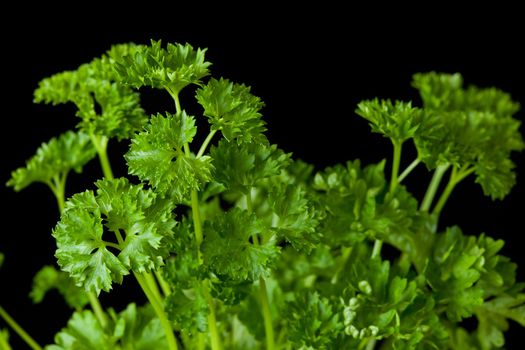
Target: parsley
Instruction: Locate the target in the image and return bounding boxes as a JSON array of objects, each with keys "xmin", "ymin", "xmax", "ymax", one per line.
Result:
[{"xmin": 2, "ymin": 41, "xmax": 524, "ymax": 350}]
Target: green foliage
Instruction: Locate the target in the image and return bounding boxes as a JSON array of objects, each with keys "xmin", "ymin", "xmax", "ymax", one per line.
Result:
[
  {"xmin": 30, "ymin": 265, "xmax": 89, "ymax": 309},
  {"xmin": 7, "ymin": 131, "xmax": 96, "ymax": 191},
  {"xmin": 126, "ymin": 112, "xmax": 213, "ymax": 202},
  {"xmin": 113, "ymin": 39, "xmax": 211, "ymax": 95},
  {"xmin": 196, "ymin": 78, "xmax": 266, "ymax": 143},
  {"xmin": 34, "ymin": 59, "xmax": 147, "ymax": 140},
  {"xmin": 412, "ymin": 72, "xmax": 524, "ymax": 199},
  {"xmin": 46, "ymin": 303, "xmax": 167, "ymax": 349},
  {"xmin": 3, "ymin": 40, "xmax": 525, "ymax": 350},
  {"xmin": 202, "ymin": 208, "xmax": 279, "ymax": 283},
  {"xmin": 53, "ymin": 178, "xmax": 176, "ymax": 295},
  {"xmin": 356, "ymin": 99, "xmax": 423, "ymax": 144}
]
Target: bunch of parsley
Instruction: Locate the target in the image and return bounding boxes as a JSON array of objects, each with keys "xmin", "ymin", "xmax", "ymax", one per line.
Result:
[{"xmin": 1, "ymin": 40, "xmax": 524, "ymax": 350}]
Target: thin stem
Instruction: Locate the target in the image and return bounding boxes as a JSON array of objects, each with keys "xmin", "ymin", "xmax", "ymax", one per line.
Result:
[
  {"xmin": 371, "ymin": 240, "xmax": 383, "ymax": 259},
  {"xmin": 258, "ymin": 277, "xmax": 275, "ymax": 350},
  {"xmin": 155, "ymin": 270, "xmax": 171, "ymax": 296},
  {"xmin": 0, "ymin": 330, "xmax": 11, "ymax": 350},
  {"xmin": 101, "ymin": 240, "xmax": 121, "ymax": 250},
  {"xmin": 88, "ymin": 293, "xmax": 108, "ymax": 329},
  {"xmin": 135, "ymin": 273, "xmax": 178, "ymax": 350},
  {"xmin": 0, "ymin": 306, "xmax": 42, "ymax": 350},
  {"xmin": 420, "ymin": 164, "xmax": 450, "ymax": 212},
  {"xmin": 197, "ymin": 130, "xmax": 218, "ymax": 158},
  {"xmin": 197, "ymin": 333, "xmax": 205, "ymax": 350},
  {"xmin": 432, "ymin": 165, "xmax": 473, "ymax": 217},
  {"xmin": 191, "ymin": 190, "xmax": 204, "ymax": 251},
  {"xmin": 389, "ymin": 141, "xmax": 403, "ymax": 193},
  {"xmin": 144, "ymin": 272, "xmax": 164, "ymax": 304},
  {"xmin": 246, "ymin": 191, "xmax": 275, "ymax": 350},
  {"xmin": 202, "ymin": 281, "xmax": 222, "ymax": 350},
  {"xmin": 366, "ymin": 338, "xmax": 377, "ymax": 350},
  {"xmin": 397, "ymin": 158, "xmax": 421, "ymax": 184},
  {"xmin": 90, "ymin": 134, "xmax": 114, "ymax": 180}
]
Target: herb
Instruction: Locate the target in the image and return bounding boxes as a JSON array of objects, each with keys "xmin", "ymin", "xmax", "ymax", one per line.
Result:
[{"xmin": 2, "ymin": 39, "xmax": 524, "ymax": 350}]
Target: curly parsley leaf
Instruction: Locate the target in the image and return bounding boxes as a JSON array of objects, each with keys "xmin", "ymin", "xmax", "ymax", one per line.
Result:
[
  {"xmin": 46, "ymin": 303, "xmax": 167, "ymax": 350},
  {"xmin": 113, "ymin": 39, "xmax": 211, "ymax": 95},
  {"xmin": 54, "ymin": 178, "xmax": 176, "ymax": 294},
  {"xmin": 412, "ymin": 72, "xmax": 524, "ymax": 199},
  {"xmin": 211, "ymin": 139, "xmax": 290, "ymax": 195},
  {"xmin": 356, "ymin": 99, "xmax": 424, "ymax": 145},
  {"xmin": 7, "ymin": 131, "xmax": 96, "ymax": 191},
  {"xmin": 286, "ymin": 291, "xmax": 343, "ymax": 349},
  {"xmin": 196, "ymin": 78, "xmax": 266, "ymax": 142},
  {"xmin": 116, "ymin": 303, "xmax": 168, "ymax": 349},
  {"xmin": 34, "ymin": 59, "xmax": 147, "ymax": 140},
  {"xmin": 202, "ymin": 208, "xmax": 279, "ymax": 282},
  {"xmin": 30, "ymin": 265, "xmax": 89, "ymax": 309},
  {"xmin": 126, "ymin": 111, "xmax": 213, "ymax": 202},
  {"xmin": 46, "ymin": 309, "xmax": 115, "ymax": 350},
  {"xmin": 267, "ymin": 183, "xmax": 320, "ymax": 253}
]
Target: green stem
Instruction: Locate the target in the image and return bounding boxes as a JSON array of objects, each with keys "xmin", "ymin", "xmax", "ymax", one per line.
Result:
[
  {"xmin": 366, "ymin": 338, "xmax": 377, "ymax": 350},
  {"xmin": 174, "ymin": 93, "xmax": 181, "ymax": 115},
  {"xmin": 0, "ymin": 330, "xmax": 11, "ymax": 350},
  {"xmin": 245, "ymin": 191, "xmax": 275, "ymax": 350},
  {"xmin": 389, "ymin": 141, "xmax": 403, "ymax": 193},
  {"xmin": 371, "ymin": 240, "xmax": 383, "ymax": 259},
  {"xmin": 432, "ymin": 165, "xmax": 473, "ymax": 217},
  {"xmin": 88, "ymin": 293, "xmax": 108, "ymax": 329},
  {"xmin": 258, "ymin": 277, "xmax": 275, "ymax": 350},
  {"xmin": 420, "ymin": 164, "xmax": 450, "ymax": 212},
  {"xmin": 197, "ymin": 130, "xmax": 218, "ymax": 158},
  {"xmin": 90, "ymin": 134, "xmax": 114, "ymax": 180},
  {"xmin": 191, "ymin": 190, "xmax": 204, "ymax": 251},
  {"xmin": 0, "ymin": 306, "xmax": 42, "ymax": 350},
  {"xmin": 397, "ymin": 158, "xmax": 420, "ymax": 184},
  {"xmin": 135, "ymin": 273, "xmax": 178, "ymax": 350},
  {"xmin": 202, "ymin": 281, "xmax": 222, "ymax": 350},
  {"xmin": 144, "ymin": 272, "xmax": 164, "ymax": 303},
  {"xmin": 155, "ymin": 270, "xmax": 172, "ymax": 296}
]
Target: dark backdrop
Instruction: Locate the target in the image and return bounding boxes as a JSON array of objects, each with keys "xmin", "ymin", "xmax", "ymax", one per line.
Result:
[{"xmin": 1, "ymin": 11, "xmax": 524, "ymax": 348}]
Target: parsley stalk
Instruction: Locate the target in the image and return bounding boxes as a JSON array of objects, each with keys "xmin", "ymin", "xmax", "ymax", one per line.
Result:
[
  {"xmin": 175, "ymin": 82, "xmax": 222, "ymax": 349},
  {"xmin": 432, "ymin": 164, "xmax": 474, "ymax": 216},
  {"xmin": 420, "ymin": 164, "xmax": 450, "ymax": 212},
  {"xmin": 0, "ymin": 306, "xmax": 41, "ymax": 350},
  {"xmin": 246, "ymin": 191, "xmax": 276, "ymax": 350}
]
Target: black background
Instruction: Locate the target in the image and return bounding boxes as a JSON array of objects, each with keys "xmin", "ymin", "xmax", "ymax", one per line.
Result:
[{"xmin": 1, "ymin": 9, "xmax": 524, "ymax": 348}]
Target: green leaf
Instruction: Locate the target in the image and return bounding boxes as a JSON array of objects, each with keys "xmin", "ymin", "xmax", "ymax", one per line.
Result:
[
  {"xmin": 202, "ymin": 208, "xmax": 279, "ymax": 282},
  {"xmin": 34, "ymin": 59, "xmax": 147, "ymax": 140},
  {"xmin": 30, "ymin": 265, "xmax": 89, "ymax": 309},
  {"xmin": 286, "ymin": 291, "xmax": 343, "ymax": 349},
  {"xmin": 7, "ymin": 131, "xmax": 96, "ymax": 191},
  {"xmin": 412, "ymin": 72, "xmax": 524, "ymax": 199},
  {"xmin": 46, "ymin": 303, "xmax": 167, "ymax": 350},
  {"xmin": 211, "ymin": 139, "xmax": 291, "ymax": 195},
  {"xmin": 268, "ymin": 183, "xmax": 320, "ymax": 252},
  {"xmin": 165, "ymin": 285, "xmax": 209, "ymax": 333},
  {"xmin": 46, "ymin": 310, "xmax": 116, "ymax": 350},
  {"xmin": 0, "ymin": 252, "xmax": 4, "ymax": 269},
  {"xmin": 116, "ymin": 303, "xmax": 168, "ymax": 350},
  {"xmin": 113, "ymin": 39, "xmax": 211, "ymax": 94},
  {"xmin": 126, "ymin": 112, "xmax": 213, "ymax": 202},
  {"xmin": 196, "ymin": 78, "xmax": 266, "ymax": 142},
  {"xmin": 54, "ymin": 178, "xmax": 176, "ymax": 294},
  {"xmin": 356, "ymin": 99, "xmax": 423, "ymax": 144}
]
